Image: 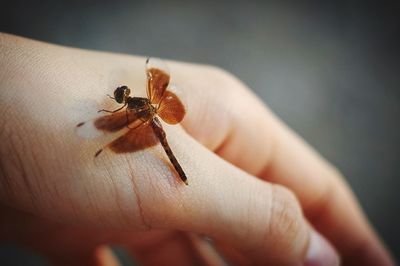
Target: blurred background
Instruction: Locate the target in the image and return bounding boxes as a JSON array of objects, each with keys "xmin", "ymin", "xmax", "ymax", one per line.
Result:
[{"xmin": 1, "ymin": 0, "xmax": 399, "ymax": 264}]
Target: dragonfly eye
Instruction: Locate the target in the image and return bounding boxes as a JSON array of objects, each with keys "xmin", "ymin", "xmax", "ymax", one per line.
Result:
[{"xmin": 114, "ymin": 86, "xmax": 130, "ymax": 103}]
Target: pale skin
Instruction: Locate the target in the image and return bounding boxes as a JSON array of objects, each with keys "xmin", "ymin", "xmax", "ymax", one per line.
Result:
[{"xmin": 0, "ymin": 33, "xmax": 394, "ymax": 265}]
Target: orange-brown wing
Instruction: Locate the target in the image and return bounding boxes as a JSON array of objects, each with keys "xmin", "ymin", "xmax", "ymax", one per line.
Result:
[
  {"xmin": 107, "ymin": 121, "xmax": 159, "ymax": 154},
  {"xmin": 146, "ymin": 58, "xmax": 170, "ymax": 105},
  {"xmin": 157, "ymin": 90, "xmax": 186, "ymax": 125}
]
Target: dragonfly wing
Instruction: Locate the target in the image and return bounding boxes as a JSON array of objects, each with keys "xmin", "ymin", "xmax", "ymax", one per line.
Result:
[
  {"xmin": 146, "ymin": 57, "xmax": 170, "ymax": 105},
  {"xmin": 100, "ymin": 121, "xmax": 159, "ymax": 155},
  {"xmin": 157, "ymin": 85, "xmax": 186, "ymax": 125}
]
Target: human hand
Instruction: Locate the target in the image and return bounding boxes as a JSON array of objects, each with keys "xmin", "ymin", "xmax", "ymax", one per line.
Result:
[{"xmin": 0, "ymin": 33, "xmax": 394, "ymax": 265}]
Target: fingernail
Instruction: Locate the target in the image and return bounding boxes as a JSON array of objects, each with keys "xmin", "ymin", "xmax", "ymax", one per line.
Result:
[{"xmin": 304, "ymin": 229, "xmax": 340, "ymax": 266}]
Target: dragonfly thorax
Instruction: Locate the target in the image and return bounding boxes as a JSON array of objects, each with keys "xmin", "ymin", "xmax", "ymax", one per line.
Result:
[
  {"xmin": 126, "ymin": 97, "xmax": 157, "ymax": 119},
  {"xmin": 127, "ymin": 97, "xmax": 150, "ymax": 109}
]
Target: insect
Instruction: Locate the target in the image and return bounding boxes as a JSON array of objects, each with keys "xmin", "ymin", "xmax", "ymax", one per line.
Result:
[{"xmin": 76, "ymin": 58, "xmax": 188, "ymax": 185}]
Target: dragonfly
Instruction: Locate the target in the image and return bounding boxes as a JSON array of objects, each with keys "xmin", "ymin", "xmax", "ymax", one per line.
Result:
[{"xmin": 76, "ymin": 58, "xmax": 188, "ymax": 185}]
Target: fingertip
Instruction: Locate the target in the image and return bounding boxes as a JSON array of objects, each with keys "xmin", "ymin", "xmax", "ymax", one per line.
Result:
[
  {"xmin": 94, "ymin": 245, "xmax": 121, "ymax": 266},
  {"xmin": 305, "ymin": 229, "xmax": 340, "ymax": 266}
]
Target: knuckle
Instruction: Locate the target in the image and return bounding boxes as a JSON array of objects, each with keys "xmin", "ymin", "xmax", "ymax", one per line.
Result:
[
  {"xmin": 202, "ymin": 64, "xmax": 263, "ymax": 117},
  {"xmin": 267, "ymin": 184, "xmax": 308, "ymax": 254},
  {"xmin": 204, "ymin": 64, "xmax": 247, "ymax": 94},
  {"xmin": 201, "ymin": 64, "xmax": 256, "ymax": 122},
  {"xmin": 269, "ymin": 185, "xmax": 302, "ymax": 235},
  {"xmin": 204, "ymin": 64, "xmax": 235, "ymax": 81}
]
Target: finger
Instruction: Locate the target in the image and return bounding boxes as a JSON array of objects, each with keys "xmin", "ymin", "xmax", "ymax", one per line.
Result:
[
  {"xmin": 45, "ymin": 246, "xmax": 120, "ymax": 266},
  {"xmin": 93, "ymin": 245, "xmax": 121, "ymax": 266},
  {"xmin": 171, "ymin": 64, "xmax": 394, "ymax": 265},
  {"xmin": 185, "ymin": 234, "xmax": 226, "ymax": 266},
  {"xmin": 129, "ymin": 232, "xmax": 224, "ymax": 266},
  {"xmin": 211, "ymin": 241, "xmax": 250, "ymax": 266},
  {"xmin": 45, "ymin": 244, "xmax": 119, "ymax": 266}
]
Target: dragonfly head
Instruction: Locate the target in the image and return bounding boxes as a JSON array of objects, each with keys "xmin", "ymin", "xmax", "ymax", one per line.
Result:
[{"xmin": 114, "ymin": 86, "xmax": 131, "ymax": 104}]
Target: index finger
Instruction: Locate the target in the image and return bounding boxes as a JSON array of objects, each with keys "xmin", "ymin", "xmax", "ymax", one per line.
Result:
[{"xmin": 172, "ymin": 64, "xmax": 394, "ymax": 266}]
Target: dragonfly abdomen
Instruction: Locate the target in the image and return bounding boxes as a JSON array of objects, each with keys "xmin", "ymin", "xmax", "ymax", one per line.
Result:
[{"xmin": 151, "ymin": 117, "xmax": 188, "ymax": 185}]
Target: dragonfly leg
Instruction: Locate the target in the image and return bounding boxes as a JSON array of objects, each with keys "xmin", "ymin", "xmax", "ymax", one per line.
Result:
[{"xmin": 97, "ymin": 103, "xmax": 127, "ymax": 113}]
